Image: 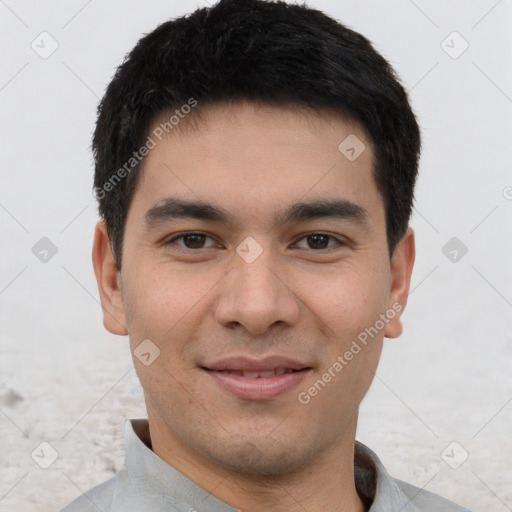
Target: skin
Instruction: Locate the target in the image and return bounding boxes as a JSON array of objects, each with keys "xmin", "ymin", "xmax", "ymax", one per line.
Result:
[{"xmin": 92, "ymin": 101, "xmax": 415, "ymax": 512}]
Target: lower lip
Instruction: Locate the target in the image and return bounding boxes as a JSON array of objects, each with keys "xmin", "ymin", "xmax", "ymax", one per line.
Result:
[{"xmin": 203, "ymin": 369, "xmax": 310, "ymax": 401}]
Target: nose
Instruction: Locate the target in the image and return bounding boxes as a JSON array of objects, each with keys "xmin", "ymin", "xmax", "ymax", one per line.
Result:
[{"xmin": 214, "ymin": 246, "xmax": 301, "ymax": 336}]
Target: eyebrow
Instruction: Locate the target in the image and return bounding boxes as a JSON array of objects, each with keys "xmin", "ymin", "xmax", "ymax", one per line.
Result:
[{"xmin": 143, "ymin": 197, "xmax": 369, "ymax": 229}]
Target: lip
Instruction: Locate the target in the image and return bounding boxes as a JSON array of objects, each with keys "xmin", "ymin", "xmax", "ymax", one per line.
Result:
[
  {"xmin": 203, "ymin": 355, "xmax": 309, "ymax": 372},
  {"xmin": 202, "ymin": 355, "xmax": 312, "ymax": 401}
]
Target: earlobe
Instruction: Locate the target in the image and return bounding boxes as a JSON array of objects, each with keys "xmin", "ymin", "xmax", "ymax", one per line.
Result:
[
  {"xmin": 384, "ymin": 227, "xmax": 415, "ymax": 339},
  {"xmin": 91, "ymin": 219, "xmax": 129, "ymax": 335}
]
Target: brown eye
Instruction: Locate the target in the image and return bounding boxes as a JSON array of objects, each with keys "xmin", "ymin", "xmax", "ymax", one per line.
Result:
[
  {"xmin": 181, "ymin": 234, "xmax": 207, "ymax": 248},
  {"xmin": 294, "ymin": 233, "xmax": 343, "ymax": 250},
  {"xmin": 306, "ymin": 234, "xmax": 330, "ymax": 249},
  {"xmin": 165, "ymin": 232, "xmax": 217, "ymax": 249}
]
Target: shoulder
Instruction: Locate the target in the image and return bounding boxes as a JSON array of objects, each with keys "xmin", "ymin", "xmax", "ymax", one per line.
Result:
[
  {"xmin": 393, "ymin": 478, "xmax": 473, "ymax": 512},
  {"xmin": 59, "ymin": 474, "xmax": 118, "ymax": 512}
]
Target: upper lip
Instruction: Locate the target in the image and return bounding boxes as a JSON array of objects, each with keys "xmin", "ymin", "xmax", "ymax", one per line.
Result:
[{"xmin": 202, "ymin": 355, "xmax": 311, "ymax": 372}]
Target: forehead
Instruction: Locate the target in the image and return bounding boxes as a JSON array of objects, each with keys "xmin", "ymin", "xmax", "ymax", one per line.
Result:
[{"xmin": 129, "ymin": 101, "xmax": 384, "ymax": 230}]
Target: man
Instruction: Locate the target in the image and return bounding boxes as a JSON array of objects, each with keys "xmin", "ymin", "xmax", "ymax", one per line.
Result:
[{"xmin": 62, "ymin": 0, "xmax": 471, "ymax": 510}]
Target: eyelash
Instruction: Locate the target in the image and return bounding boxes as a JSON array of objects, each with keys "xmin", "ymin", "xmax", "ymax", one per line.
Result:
[{"xmin": 163, "ymin": 231, "xmax": 345, "ymax": 251}]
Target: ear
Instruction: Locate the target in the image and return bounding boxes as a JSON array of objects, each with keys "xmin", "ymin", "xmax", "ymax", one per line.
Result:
[
  {"xmin": 384, "ymin": 227, "xmax": 415, "ymax": 339},
  {"xmin": 91, "ymin": 219, "xmax": 129, "ymax": 335}
]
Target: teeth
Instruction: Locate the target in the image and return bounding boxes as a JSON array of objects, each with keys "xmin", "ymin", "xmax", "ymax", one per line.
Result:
[
  {"xmin": 238, "ymin": 368, "xmax": 295, "ymax": 378},
  {"xmin": 213, "ymin": 368, "xmax": 299, "ymax": 377},
  {"xmin": 242, "ymin": 371, "xmax": 259, "ymax": 378}
]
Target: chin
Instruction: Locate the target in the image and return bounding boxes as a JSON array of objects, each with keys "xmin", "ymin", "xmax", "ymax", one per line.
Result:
[{"xmin": 206, "ymin": 436, "xmax": 317, "ymax": 477}]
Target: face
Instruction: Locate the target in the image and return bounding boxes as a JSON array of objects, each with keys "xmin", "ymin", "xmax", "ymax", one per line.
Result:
[{"xmin": 94, "ymin": 101, "xmax": 414, "ymax": 477}]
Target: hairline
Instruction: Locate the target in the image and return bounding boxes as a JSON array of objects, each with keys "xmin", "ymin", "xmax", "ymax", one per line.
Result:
[{"xmin": 111, "ymin": 99, "xmax": 395, "ymax": 268}]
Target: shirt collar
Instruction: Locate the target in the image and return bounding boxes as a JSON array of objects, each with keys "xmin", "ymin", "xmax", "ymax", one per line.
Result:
[
  {"xmin": 354, "ymin": 441, "xmax": 421, "ymax": 512},
  {"xmin": 125, "ymin": 419, "xmax": 240, "ymax": 511},
  {"xmin": 125, "ymin": 419, "xmax": 420, "ymax": 512}
]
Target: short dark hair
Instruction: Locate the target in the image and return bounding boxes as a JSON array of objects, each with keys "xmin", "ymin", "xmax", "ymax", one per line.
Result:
[{"xmin": 93, "ymin": 0, "xmax": 421, "ymax": 269}]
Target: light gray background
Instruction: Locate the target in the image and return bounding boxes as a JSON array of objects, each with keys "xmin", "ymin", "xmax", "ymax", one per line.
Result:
[{"xmin": 1, "ymin": 1, "xmax": 511, "ymax": 511}]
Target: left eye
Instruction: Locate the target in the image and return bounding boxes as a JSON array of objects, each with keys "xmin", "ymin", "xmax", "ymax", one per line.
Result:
[
  {"xmin": 165, "ymin": 233, "xmax": 218, "ymax": 249},
  {"xmin": 293, "ymin": 233, "xmax": 343, "ymax": 250}
]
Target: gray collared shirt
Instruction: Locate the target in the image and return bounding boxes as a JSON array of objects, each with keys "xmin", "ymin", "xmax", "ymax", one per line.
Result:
[{"xmin": 61, "ymin": 419, "xmax": 471, "ymax": 512}]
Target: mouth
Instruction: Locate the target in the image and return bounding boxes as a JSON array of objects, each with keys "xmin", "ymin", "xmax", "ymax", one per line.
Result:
[
  {"xmin": 206, "ymin": 367, "xmax": 305, "ymax": 378},
  {"xmin": 201, "ymin": 357, "xmax": 312, "ymax": 400}
]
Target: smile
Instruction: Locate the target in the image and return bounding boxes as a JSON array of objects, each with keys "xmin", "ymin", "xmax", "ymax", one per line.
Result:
[
  {"xmin": 203, "ymin": 366, "xmax": 311, "ymax": 400},
  {"xmin": 209, "ymin": 367, "xmax": 299, "ymax": 378}
]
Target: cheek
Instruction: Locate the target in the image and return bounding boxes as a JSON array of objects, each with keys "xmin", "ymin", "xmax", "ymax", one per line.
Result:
[
  {"xmin": 122, "ymin": 266, "xmax": 208, "ymax": 407},
  {"xmin": 303, "ymin": 265, "xmax": 390, "ymax": 338},
  {"xmin": 300, "ymin": 266, "xmax": 387, "ymax": 397},
  {"xmin": 122, "ymin": 262, "xmax": 212, "ymax": 342}
]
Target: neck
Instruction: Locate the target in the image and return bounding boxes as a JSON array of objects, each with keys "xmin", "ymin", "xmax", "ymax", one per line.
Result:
[{"xmin": 147, "ymin": 408, "xmax": 366, "ymax": 512}]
